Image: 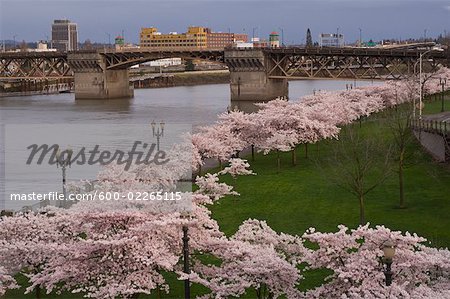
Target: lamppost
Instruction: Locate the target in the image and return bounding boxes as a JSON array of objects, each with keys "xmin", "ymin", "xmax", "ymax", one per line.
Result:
[
  {"xmin": 151, "ymin": 120, "xmax": 165, "ymax": 151},
  {"xmin": 56, "ymin": 147, "xmax": 73, "ymax": 207},
  {"xmin": 182, "ymin": 225, "xmax": 190, "ymax": 299},
  {"xmin": 440, "ymin": 77, "xmax": 447, "ymax": 112},
  {"xmin": 359, "ymin": 28, "xmax": 362, "ymax": 47},
  {"xmin": 105, "ymin": 33, "xmax": 111, "ymax": 48},
  {"xmin": 252, "ymin": 27, "xmax": 258, "ymax": 41},
  {"xmin": 278, "ymin": 27, "xmax": 284, "ymax": 47},
  {"xmin": 413, "ymin": 49, "xmax": 433, "ymax": 119},
  {"xmin": 382, "ymin": 240, "xmax": 396, "ymax": 286}
]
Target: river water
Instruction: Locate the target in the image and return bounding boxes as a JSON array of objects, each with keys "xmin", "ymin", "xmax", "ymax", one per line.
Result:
[{"xmin": 0, "ymin": 79, "xmax": 378, "ymax": 211}]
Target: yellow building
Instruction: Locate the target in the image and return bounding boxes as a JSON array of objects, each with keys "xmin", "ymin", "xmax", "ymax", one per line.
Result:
[{"xmin": 140, "ymin": 26, "xmax": 207, "ymax": 49}]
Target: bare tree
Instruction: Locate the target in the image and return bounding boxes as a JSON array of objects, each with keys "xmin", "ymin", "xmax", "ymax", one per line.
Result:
[
  {"xmin": 385, "ymin": 85, "xmax": 417, "ymax": 209},
  {"xmin": 323, "ymin": 126, "xmax": 392, "ymax": 225}
]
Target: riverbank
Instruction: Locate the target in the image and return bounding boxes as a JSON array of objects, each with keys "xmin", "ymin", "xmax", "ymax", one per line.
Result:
[{"xmin": 131, "ymin": 70, "xmax": 230, "ymax": 89}]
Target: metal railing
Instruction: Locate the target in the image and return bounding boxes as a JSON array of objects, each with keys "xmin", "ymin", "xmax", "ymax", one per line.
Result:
[{"xmin": 410, "ymin": 118, "xmax": 450, "ymax": 136}]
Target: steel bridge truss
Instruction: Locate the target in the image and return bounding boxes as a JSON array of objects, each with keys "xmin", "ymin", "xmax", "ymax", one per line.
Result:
[
  {"xmin": 101, "ymin": 49, "xmax": 224, "ymax": 70},
  {"xmin": 0, "ymin": 53, "xmax": 72, "ymax": 79},
  {"xmin": 265, "ymin": 48, "xmax": 446, "ymax": 80}
]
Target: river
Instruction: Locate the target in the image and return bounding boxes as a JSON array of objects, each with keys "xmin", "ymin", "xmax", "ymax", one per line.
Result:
[{"xmin": 0, "ymin": 79, "xmax": 379, "ymax": 211}]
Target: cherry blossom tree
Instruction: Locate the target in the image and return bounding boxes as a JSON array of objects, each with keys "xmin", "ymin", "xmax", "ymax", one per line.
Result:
[
  {"xmin": 219, "ymin": 158, "xmax": 256, "ymax": 178},
  {"xmin": 188, "ymin": 238, "xmax": 302, "ymax": 299},
  {"xmin": 302, "ymin": 224, "xmax": 450, "ymax": 298}
]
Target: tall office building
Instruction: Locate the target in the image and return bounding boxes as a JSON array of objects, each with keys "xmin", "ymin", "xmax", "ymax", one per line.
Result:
[{"xmin": 51, "ymin": 19, "xmax": 78, "ymax": 52}]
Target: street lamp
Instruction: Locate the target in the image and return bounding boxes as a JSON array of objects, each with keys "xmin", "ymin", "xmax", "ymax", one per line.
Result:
[
  {"xmin": 413, "ymin": 49, "xmax": 433, "ymax": 119},
  {"xmin": 151, "ymin": 120, "xmax": 165, "ymax": 151},
  {"xmin": 440, "ymin": 77, "xmax": 447, "ymax": 112},
  {"xmin": 382, "ymin": 240, "xmax": 396, "ymax": 286},
  {"xmin": 359, "ymin": 28, "xmax": 362, "ymax": 47},
  {"xmin": 55, "ymin": 146, "xmax": 73, "ymax": 206},
  {"xmin": 180, "ymin": 211, "xmax": 191, "ymax": 299},
  {"xmin": 278, "ymin": 27, "xmax": 284, "ymax": 47},
  {"xmin": 252, "ymin": 27, "xmax": 258, "ymax": 41}
]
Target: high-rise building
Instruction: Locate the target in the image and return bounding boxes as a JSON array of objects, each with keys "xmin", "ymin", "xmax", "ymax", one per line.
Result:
[{"xmin": 51, "ymin": 19, "xmax": 78, "ymax": 52}]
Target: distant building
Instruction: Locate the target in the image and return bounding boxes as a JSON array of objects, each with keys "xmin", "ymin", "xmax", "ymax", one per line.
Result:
[
  {"xmin": 205, "ymin": 29, "xmax": 247, "ymax": 49},
  {"xmin": 115, "ymin": 35, "xmax": 125, "ymax": 50},
  {"xmin": 140, "ymin": 26, "xmax": 207, "ymax": 49},
  {"xmin": 33, "ymin": 41, "xmax": 57, "ymax": 52},
  {"xmin": 235, "ymin": 42, "xmax": 254, "ymax": 49},
  {"xmin": 148, "ymin": 58, "xmax": 183, "ymax": 67},
  {"xmin": 140, "ymin": 26, "xmax": 247, "ymax": 50},
  {"xmin": 269, "ymin": 31, "xmax": 280, "ymax": 48},
  {"xmin": 51, "ymin": 19, "xmax": 78, "ymax": 52},
  {"xmin": 252, "ymin": 37, "xmax": 269, "ymax": 48},
  {"xmin": 319, "ymin": 33, "xmax": 344, "ymax": 47}
]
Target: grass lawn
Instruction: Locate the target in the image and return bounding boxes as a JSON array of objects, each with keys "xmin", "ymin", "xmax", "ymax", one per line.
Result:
[{"xmin": 3, "ymin": 94, "xmax": 450, "ymax": 299}]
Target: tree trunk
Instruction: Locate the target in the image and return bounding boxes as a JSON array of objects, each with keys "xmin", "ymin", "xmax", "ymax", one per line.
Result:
[
  {"xmin": 251, "ymin": 144, "xmax": 255, "ymax": 161},
  {"xmin": 291, "ymin": 147, "xmax": 297, "ymax": 166},
  {"xmin": 399, "ymin": 151, "xmax": 405, "ymax": 208},
  {"xmin": 219, "ymin": 159, "xmax": 222, "ymax": 170},
  {"xmin": 359, "ymin": 194, "xmax": 365, "ymax": 225},
  {"xmin": 305, "ymin": 143, "xmax": 308, "ymax": 159},
  {"xmin": 277, "ymin": 150, "xmax": 281, "ymax": 173},
  {"xmin": 35, "ymin": 285, "xmax": 41, "ymax": 299},
  {"xmin": 198, "ymin": 164, "xmax": 202, "ymax": 177}
]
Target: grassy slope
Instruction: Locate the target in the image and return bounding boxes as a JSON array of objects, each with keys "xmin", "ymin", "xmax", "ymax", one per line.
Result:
[{"xmin": 4, "ymin": 95, "xmax": 450, "ymax": 299}]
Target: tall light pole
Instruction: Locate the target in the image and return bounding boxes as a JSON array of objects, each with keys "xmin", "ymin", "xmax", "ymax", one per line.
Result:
[
  {"xmin": 359, "ymin": 28, "xmax": 362, "ymax": 47},
  {"xmin": 278, "ymin": 27, "xmax": 284, "ymax": 47},
  {"xmin": 13, "ymin": 35, "xmax": 17, "ymax": 50},
  {"xmin": 182, "ymin": 225, "xmax": 190, "ymax": 299},
  {"xmin": 336, "ymin": 27, "xmax": 340, "ymax": 47},
  {"xmin": 440, "ymin": 77, "xmax": 447, "ymax": 112},
  {"xmin": 252, "ymin": 27, "xmax": 258, "ymax": 40},
  {"xmin": 151, "ymin": 120, "xmax": 165, "ymax": 151},
  {"xmin": 55, "ymin": 147, "xmax": 73, "ymax": 207},
  {"xmin": 418, "ymin": 49, "xmax": 433, "ymax": 119}
]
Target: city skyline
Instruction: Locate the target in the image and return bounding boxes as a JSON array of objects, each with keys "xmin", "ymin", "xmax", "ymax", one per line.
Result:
[{"xmin": 0, "ymin": 0, "xmax": 449, "ymax": 45}]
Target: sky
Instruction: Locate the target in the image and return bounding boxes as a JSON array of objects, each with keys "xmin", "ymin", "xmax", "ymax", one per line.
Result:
[{"xmin": 0, "ymin": 0, "xmax": 449, "ymax": 45}]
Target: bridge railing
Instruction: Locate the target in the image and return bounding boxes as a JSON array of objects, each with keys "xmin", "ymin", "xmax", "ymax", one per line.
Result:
[{"xmin": 410, "ymin": 118, "xmax": 450, "ymax": 136}]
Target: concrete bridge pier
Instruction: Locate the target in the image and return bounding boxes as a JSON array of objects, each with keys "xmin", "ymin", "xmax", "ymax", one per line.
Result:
[
  {"xmin": 68, "ymin": 52, "xmax": 133, "ymax": 100},
  {"xmin": 225, "ymin": 49, "xmax": 288, "ymax": 101}
]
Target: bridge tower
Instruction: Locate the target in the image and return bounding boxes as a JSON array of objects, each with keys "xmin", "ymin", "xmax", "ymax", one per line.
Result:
[
  {"xmin": 67, "ymin": 52, "xmax": 133, "ymax": 99},
  {"xmin": 224, "ymin": 49, "xmax": 288, "ymax": 101}
]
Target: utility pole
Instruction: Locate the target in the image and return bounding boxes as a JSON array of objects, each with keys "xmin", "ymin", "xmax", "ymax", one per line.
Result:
[
  {"xmin": 278, "ymin": 27, "xmax": 284, "ymax": 47},
  {"xmin": 359, "ymin": 28, "xmax": 362, "ymax": 47}
]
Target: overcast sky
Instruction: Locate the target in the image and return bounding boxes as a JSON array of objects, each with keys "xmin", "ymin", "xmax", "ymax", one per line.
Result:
[{"xmin": 0, "ymin": 0, "xmax": 449, "ymax": 44}]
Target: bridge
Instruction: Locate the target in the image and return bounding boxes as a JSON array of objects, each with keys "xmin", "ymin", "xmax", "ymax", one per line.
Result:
[{"xmin": 1, "ymin": 46, "xmax": 449, "ymax": 100}]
